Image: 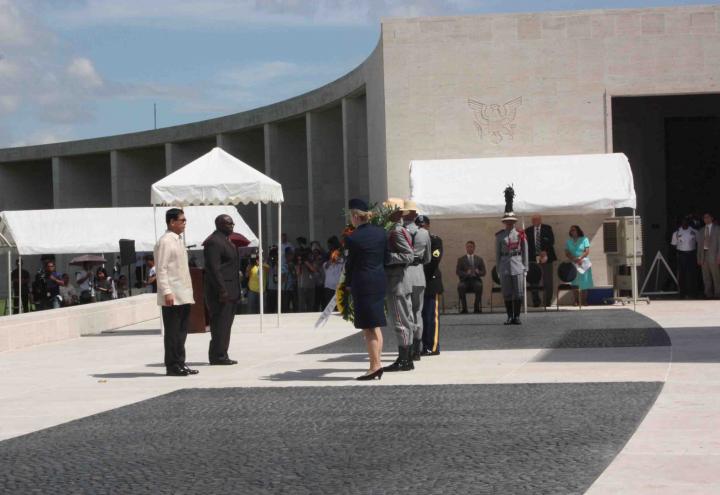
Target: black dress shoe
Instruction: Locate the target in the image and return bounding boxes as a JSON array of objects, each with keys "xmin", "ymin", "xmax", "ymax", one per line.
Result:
[
  {"xmin": 474, "ymin": 309, "xmax": 482, "ymax": 314},
  {"xmin": 503, "ymin": 318, "xmax": 513, "ymax": 325},
  {"xmin": 166, "ymin": 365, "xmax": 189, "ymax": 377},
  {"xmin": 209, "ymin": 359, "xmax": 238, "ymax": 365},
  {"xmin": 511, "ymin": 318, "xmax": 522, "ymax": 325},
  {"xmin": 182, "ymin": 365, "xmax": 199, "ymax": 375},
  {"xmin": 356, "ymin": 368, "xmax": 383, "ymax": 381}
]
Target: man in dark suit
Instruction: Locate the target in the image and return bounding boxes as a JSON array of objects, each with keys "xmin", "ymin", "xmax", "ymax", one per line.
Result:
[
  {"xmin": 204, "ymin": 214, "xmax": 241, "ymax": 365},
  {"xmin": 525, "ymin": 214, "xmax": 557, "ymax": 307},
  {"xmin": 418, "ymin": 216, "xmax": 443, "ymax": 356},
  {"xmin": 456, "ymin": 240, "xmax": 486, "ymax": 313}
]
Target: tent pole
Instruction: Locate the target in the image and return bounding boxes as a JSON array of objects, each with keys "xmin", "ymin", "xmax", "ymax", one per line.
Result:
[
  {"xmin": 18, "ymin": 255, "xmax": 22, "ymax": 314},
  {"xmin": 7, "ymin": 251, "xmax": 12, "ymax": 316},
  {"xmin": 522, "ymin": 216, "xmax": 527, "ymax": 316},
  {"xmin": 277, "ymin": 203, "xmax": 282, "ymax": 328},
  {"xmin": 632, "ymin": 209, "xmax": 638, "ymax": 311},
  {"xmin": 153, "ymin": 205, "xmax": 158, "ymax": 242},
  {"xmin": 258, "ymin": 203, "xmax": 264, "ymax": 334}
]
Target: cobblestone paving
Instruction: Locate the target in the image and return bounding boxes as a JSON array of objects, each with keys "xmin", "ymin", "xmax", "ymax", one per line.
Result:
[
  {"xmin": 305, "ymin": 309, "xmax": 670, "ymax": 354},
  {"xmin": 0, "ymin": 383, "xmax": 661, "ymax": 494}
]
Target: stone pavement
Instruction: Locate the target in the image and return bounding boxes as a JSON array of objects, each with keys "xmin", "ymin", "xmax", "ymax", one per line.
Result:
[
  {"xmin": 0, "ymin": 383, "xmax": 661, "ymax": 494},
  {"xmin": 0, "ymin": 301, "xmax": 719, "ymax": 493}
]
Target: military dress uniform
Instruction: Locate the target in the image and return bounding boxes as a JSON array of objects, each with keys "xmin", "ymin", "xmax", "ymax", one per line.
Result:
[
  {"xmin": 404, "ymin": 220, "xmax": 432, "ymax": 360},
  {"xmin": 383, "ymin": 220, "xmax": 416, "ymax": 371},
  {"xmin": 495, "ymin": 226, "xmax": 528, "ymax": 324},
  {"xmin": 421, "ymin": 227, "xmax": 443, "ymax": 355}
]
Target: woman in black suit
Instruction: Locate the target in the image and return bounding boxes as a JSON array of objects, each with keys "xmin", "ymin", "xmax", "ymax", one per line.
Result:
[{"xmin": 344, "ymin": 199, "xmax": 387, "ymax": 381}]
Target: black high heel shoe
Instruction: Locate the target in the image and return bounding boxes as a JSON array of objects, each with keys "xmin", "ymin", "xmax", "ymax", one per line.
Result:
[{"xmin": 356, "ymin": 368, "xmax": 383, "ymax": 381}]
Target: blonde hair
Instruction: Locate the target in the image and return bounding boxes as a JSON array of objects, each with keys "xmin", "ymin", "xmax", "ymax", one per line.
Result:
[{"xmin": 350, "ymin": 209, "xmax": 372, "ymax": 222}]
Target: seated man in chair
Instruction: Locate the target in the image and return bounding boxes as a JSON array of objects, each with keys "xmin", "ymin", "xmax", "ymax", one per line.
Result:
[{"xmin": 456, "ymin": 240, "xmax": 485, "ymax": 313}]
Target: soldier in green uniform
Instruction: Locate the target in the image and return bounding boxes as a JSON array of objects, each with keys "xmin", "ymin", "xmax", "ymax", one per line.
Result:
[{"xmin": 495, "ymin": 186, "xmax": 528, "ymax": 325}]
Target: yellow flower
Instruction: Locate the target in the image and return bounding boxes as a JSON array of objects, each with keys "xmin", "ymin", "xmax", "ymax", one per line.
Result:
[{"xmin": 336, "ymin": 282, "xmax": 347, "ymax": 313}]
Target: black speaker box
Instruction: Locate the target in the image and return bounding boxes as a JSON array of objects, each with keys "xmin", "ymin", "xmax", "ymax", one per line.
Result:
[{"xmin": 119, "ymin": 239, "xmax": 136, "ymax": 266}]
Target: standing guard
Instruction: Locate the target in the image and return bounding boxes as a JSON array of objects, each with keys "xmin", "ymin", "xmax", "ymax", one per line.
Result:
[
  {"xmin": 382, "ymin": 198, "xmax": 416, "ymax": 372},
  {"xmin": 495, "ymin": 186, "xmax": 528, "ymax": 325},
  {"xmin": 402, "ymin": 200, "xmax": 432, "ymax": 362},
  {"xmin": 417, "ymin": 215, "xmax": 443, "ymax": 356}
]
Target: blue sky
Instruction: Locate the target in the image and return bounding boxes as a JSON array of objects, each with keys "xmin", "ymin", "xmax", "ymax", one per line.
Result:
[{"xmin": 0, "ymin": 0, "xmax": 715, "ymax": 147}]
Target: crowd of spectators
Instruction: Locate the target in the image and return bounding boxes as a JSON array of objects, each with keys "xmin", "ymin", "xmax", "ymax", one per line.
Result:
[
  {"xmin": 8, "ymin": 255, "xmax": 157, "ymax": 313},
  {"xmin": 242, "ymin": 234, "xmax": 344, "ymax": 314}
]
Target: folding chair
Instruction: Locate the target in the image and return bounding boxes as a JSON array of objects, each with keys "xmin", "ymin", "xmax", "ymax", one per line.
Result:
[{"xmin": 557, "ymin": 261, "xmax": 581, "ymax": 310}]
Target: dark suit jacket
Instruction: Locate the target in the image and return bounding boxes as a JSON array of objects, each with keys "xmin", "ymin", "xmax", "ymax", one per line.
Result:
[
  {"xmin": 525, "ymin": 224, "xmax": 557, "ymax": 263},
  {"xmin": 345, "ymin": 223, "xmax": 387, "ymax": 296},
  {"xmin": 203, "ymin": 230, "xmax": 241, "ymax": 302},
  {"xmin": 456, "ymin": 254, "xmax": 486, "ymax": 282},
  {"xmin": 424, "ymin": 234, "xmax": 444, "ymax": 295}
]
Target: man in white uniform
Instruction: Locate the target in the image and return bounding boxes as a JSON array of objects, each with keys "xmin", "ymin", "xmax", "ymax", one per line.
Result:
[{"xmin": 670, "ymin": 215, "xmax": 697, "ymax": 298}]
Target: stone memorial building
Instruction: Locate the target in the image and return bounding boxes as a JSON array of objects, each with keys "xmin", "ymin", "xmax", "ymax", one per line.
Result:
[{"xmin": 1, "ymin": 5, "xmax": 719, "ymax": 306}]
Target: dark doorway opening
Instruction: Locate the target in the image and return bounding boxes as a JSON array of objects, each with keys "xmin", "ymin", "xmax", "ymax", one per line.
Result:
[{"xmin": 612, "ymin": 93, "xmax": 720, "ymax": 292}]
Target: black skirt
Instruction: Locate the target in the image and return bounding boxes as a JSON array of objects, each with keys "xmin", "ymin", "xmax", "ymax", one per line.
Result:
[{"xmin": 352, "ymin": 290, "xmax": 386, "ymax": 329}]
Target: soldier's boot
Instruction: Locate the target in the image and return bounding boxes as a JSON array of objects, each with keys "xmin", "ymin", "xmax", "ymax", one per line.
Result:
[
  {"xmin": 411, "ymin": 339, "xmax": 422, "ymax": 362},
  {"xmin": 503, "ymin": 300, "xmax": 513, "ymax": 325},
  {"xmin": 512, "ymin": 299, "xmax": 523, "ymax": 325},
  {"xmin": 384, "ymin": 346, "xmax": 413, "ymax": 372}
]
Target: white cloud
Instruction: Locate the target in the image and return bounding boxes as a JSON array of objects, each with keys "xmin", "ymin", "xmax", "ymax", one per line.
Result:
[
  {"xmin": 44, "ymin": 0, "xmax": 482, "ymax": 28},
  {"xmin": 10, "ymin": 128, "xmax": 75, "ymax": 147},
  {"xmin": 0, "ymin": 1, "xmax": 201, "ymax": 146},
  {"xmin": 0, "ymin": 0, "xmax": 37, "ymax": 45},
  {"xmin": 66, "ymin": 57, "xmax": 103, "ymax": 89}
]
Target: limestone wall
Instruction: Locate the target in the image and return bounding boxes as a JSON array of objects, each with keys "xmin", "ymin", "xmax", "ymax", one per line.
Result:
[{"xmin": 381, "ymin": 5, "xmax": 720, "ymax": 198}]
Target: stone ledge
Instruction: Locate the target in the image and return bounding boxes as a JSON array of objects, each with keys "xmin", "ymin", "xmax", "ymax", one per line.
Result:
[{"xmin": 0, "ymin": 294, "xmax": 158, "ymax": 353}]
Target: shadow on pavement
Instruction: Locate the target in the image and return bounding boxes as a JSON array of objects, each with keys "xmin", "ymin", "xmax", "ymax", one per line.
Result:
[
  {"xmin": 263, "ymin": 368, "xmax": 359, "ymax": 382},
  {"xmin": 145, "ymin": 362, "xmax": 210, "ymax": 368},
  {"xmin": 85, "ymin": 329, "xmax": 161, "ymax": 337},
  {"xmin": 536, "ymin": 326, "xmax": 720, "ymax": 364},
  {"xmin": 91, "ymin": 372, "xmax": 166, "ymax": 378}
]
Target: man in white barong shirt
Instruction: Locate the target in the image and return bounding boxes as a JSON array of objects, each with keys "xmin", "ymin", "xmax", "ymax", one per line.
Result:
[{"xmin": 155, "ymin": 208, "xmax": 198, "ymax": 377}]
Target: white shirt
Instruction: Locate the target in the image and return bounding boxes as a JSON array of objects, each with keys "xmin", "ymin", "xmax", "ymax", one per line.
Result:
[
  {"xmin": 146, "ymin": 266, "xmax": 157, "ymax": 294},
  {"xmin": 323, "ymin": 259, "xmax": 345, "ymax": 290},
  {"xmin": 671, "ymin": 227, "xmax": 697, "ymax": 252},
  {"xmin": 154, "ymin": 230, "xmax": 195, "ymax": 306},
  {"xmin": 76, "ymin": 270, "xmax": 92, "ymax": 291}
]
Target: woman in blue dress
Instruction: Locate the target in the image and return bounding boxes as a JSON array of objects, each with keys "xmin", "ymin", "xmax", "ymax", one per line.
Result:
[
  {"xmin": 564, "ymin": 225, "xmax": 593, "ymax": 305},
  {"xmin": 344, "ymin": 199, "xmax": 387, "ymax": 381}
]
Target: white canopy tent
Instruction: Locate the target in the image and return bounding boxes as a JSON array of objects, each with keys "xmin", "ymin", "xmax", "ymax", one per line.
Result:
[
  {"xmin": 410, "ymin": 152, "xmax": 639, "ymax": 307},
  {"xmin": 0, "ymin": 205, "xmax": 256, "ymax": 315},
  {"xmin": 151, "ymin": 147, "xmax": 285, "ymax": 330}
]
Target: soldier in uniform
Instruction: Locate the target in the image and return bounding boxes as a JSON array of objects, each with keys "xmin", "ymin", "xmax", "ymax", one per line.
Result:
[
  {"xmin": 382, "ymin": 198, "xmax": 416, "ymax": 372},
  {"xmin": 495, "ymin": 186, "xmax": 528, "ymax": 325},
  {"xmin": 402, "ymin": 200, "xmax": 431, "ymax": 361},
  {"xmin": 417, "ymin": 215, "xmax": 443, "ymax": 356}
]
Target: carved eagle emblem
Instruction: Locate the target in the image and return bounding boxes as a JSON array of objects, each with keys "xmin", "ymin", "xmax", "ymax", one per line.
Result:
[{"xmin": 467, "ymin": 96, "xmax": 522, "ymax": 144}]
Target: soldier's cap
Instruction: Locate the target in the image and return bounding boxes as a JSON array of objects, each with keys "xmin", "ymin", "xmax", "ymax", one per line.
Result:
[
  {"xmin": 384, "ymin": 197, "xmax": 405, "ymax": 210},
  {"xmin": 501, "ymin": 211, "xmax": 518, "ymax": 222},
  {"xmin": 348, "ymin": 198, "xmax": 369, "ymax": 212},
  {"xmin": 402, "ymin": 200, "xmax": 418, "ymax": 213},
  {"xmin": 415, "ymin": 215, "xmax": 430, "ymax": 226}
]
